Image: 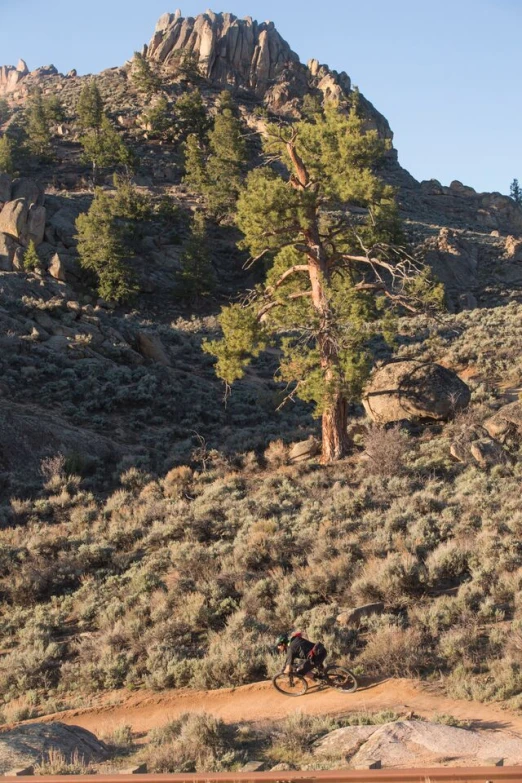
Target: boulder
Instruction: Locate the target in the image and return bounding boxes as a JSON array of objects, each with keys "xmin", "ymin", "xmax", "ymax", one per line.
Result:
[
  {"xmin": 0, "ymin": 723, "xmax": 108, "ymax": 774},
  {"xmin": 337, "ymin": 602, "xmax": 385, "ymax": 627},
  {"xmin": 289, "ymin": 438, "xmax": 320, "ymax": 462},
  {"xmin": 46, "ymin": 205, "xmax": 81, "ymax": 248},
  {"xmin": 313, "ymin": 720, "xmax": 522, "ymax": 767},
  {"xmin": 48, "ymin": 252, "xmax": 67, "ymax": 281},
  {"xmin": 26, "ymin": 205, "xmax": 46, "ymax": 246},
  {"xmin": 146, "ymin": 11, "xmax": 390, "ymax": 128},
  {"xmin": 484, "ymin": 401, "xmax": 522, "ymax": 440},
  {"xmin": 0, "ymin": 199, "xmax": 28, "ymax": 240},
  {"xmin": 136, "ymin": 331, "xmax": 170, "ymax": 365},
  {"xmin": 0, "ymin": 232, "xmax": 18, "ymax": 271},
  {"xmin": 48, "ymin": 252, "xmax": 81, "ymax": 283},
  {"xmin": 363, "ymin": 361, "xmax": 470, "ymax": 424},
  {"xmin": 470, "ymin": 437, "xmax": 509, "ymax": 468}
]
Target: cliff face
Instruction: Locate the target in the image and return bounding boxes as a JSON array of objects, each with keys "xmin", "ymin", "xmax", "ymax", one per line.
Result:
[
  {"xmin": 145, "ymin": 9, "xmax": 391, "ymax": 134},
  {"xmin": 147, "ymin": 10, "xmax": 300, "ymax": 92}
]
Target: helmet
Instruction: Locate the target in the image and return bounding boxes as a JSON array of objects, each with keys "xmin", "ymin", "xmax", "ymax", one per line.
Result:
[{"xmin": 276, "ymin": 633, "xmax": 289, "ymax": 646}]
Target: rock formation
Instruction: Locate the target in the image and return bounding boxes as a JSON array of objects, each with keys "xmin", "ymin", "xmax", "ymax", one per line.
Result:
[
  {"xmin": 145, "ymin": 9, "xmax": 391, "ymax": 129},
  {"xmin": 313, "ymin": 719, "xmax": 522, "ymax": 767},
  {"xmin": 363, "ymin": 361, "xmax": 470, "ymax": 423},
  {"xmin": 0, "ymin": 723, "xmax": 108, "ymax": 774}
]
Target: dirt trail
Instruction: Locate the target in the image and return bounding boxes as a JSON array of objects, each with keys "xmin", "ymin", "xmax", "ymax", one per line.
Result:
[{"xmin": 36, "ymin": 679, "xmax": 522, "ymax": 739}]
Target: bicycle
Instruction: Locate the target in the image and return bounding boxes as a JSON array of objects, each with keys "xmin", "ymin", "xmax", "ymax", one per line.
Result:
[{"xmin": 272, "ymin": 662, "xmax": 358, "ymax": 697}]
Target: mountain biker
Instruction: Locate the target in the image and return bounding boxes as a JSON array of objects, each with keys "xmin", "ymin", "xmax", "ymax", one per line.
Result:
[{"xmin": 276, "ymin": 631, "xmax": 327, "ymax": 677}]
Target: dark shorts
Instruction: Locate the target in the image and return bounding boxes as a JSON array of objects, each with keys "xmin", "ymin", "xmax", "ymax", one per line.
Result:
[{"xmin": 296, "ymin": 645, "xmax": 327, "ymax": 675}]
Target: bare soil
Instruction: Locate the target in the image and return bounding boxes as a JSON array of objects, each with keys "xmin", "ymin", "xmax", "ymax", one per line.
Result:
[{"xmin": 33, "ymin": 678, "xmax": 522, "ymax": 740}]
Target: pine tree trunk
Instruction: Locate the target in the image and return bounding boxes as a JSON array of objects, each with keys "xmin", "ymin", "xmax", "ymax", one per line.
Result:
[{"xmin": 321, "ymin": 392, "xmax": 349, "ymax": 463}]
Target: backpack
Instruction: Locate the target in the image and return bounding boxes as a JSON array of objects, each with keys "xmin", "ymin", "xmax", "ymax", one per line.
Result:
[{"xmin": 307, "ymin": 641, "xmax": 326, "ymax": 659}]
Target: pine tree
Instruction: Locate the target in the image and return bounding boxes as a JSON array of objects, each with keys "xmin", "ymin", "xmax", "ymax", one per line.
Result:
[
  {"xmin": 25, "ymin": 87, "xmax": 52, "ymax": 159},
  {"xmin": 23, "ymin": 240, "xmax": 41, "ymax": 272},
  {"xmin": 131, "ymin": 52, "xmax": 161, "ymax": 98},
  {"xmin": 77, "ymin": 80, "xmax": 104, "ymax": 131},
  {"xmin": 0, "ymin": 99, "xmax": 11, "ymax": 125},
  {"xmin": 205, "ymin": 92, "xmax": 248, "ymax": 219},
  {"xmin": 510, "ymin": 178, "xmax": 522, "ymax": 206},
  {"xmin": 75, "ymin": 188, "xmax": 137, "ymax": 303},
  {"xmin": 174, "ymin": 89, "xmax": 209, "ymax": 142},
  {"xmin": 141, "ymin": 95, "xmax": 171, "ymax": 137},
  {"xmin": 44, "ymin": 95, "xmax": 66, "ymax": 123},
  {"xmin": 183, "ymin": 133, "xmax": 208, "ymax": 194},
  {"xmin": 176, "ymin": 211, "xmax": 216, "ymax": 301},
  {"xmin": 80, "ymin": 114, "xmax": 131, "ymax": 184},
  {"xmin": 203, "ymin": 102, "xmax": 443, "ymax": 463},
  {"xmin": 0, "ymin": 135, "xmax": 15, "ymax": 175}
]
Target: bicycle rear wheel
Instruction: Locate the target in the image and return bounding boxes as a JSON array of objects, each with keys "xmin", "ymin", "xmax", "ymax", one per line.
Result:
[
  {"xmin": 325, "ymin": 665, "xmax": 358, "ymax": 693},
  {"xmin": 272, "ymin": 671, "xmax": 308, "ymax": 696}
]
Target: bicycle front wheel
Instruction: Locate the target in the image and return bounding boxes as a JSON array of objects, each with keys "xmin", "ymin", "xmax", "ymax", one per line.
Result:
[
  {"xmin": 272, "ymin": 671, "xmax": 308, "ymax": 696},
  {"xmin": 325, "ymin": 665, "xmax": 358, "ymax": 693}
]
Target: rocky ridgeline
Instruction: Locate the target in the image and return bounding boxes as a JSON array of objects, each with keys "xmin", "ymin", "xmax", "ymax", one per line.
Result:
[
  {"xmin": 145, "ymin": 9, "xmax": 376, "ymax": 122},
  {"xmin": 0, "ymin": 61, "xmax": 69, "ymax": 103}
]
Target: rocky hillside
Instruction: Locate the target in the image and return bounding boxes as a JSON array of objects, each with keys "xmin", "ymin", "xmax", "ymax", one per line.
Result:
[{"xmin": 0, "ymin": 8, "xmax": 522, "ymax": 731}]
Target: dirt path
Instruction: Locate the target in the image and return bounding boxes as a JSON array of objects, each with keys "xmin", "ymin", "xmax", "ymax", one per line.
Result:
[{"xmin": 36, "ymin": 678, "xmax": 522, "ymax": 740}]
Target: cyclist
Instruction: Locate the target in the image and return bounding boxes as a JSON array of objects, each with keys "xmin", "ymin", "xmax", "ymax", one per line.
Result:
[{"xmin": 276, "ymin": 631, "xmax": 327, "ymax": 677}]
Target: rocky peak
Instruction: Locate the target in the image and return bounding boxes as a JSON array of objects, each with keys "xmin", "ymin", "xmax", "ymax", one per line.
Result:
[
  {"xmin": 0, "ymin": 62, "xmax": 59, "ymax": 100},
  {"xmin": 145, "ymin": 8, "xmax": 389, "ymax": 125},
  {"xmin": 146, "ymin": 9, "xmax": 300, "ymax": 93}
]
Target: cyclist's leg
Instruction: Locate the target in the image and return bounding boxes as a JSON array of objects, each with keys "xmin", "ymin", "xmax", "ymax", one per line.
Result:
[{"xmin": 297, "ymin": 659, "xmax": 313, "ymax": 676}]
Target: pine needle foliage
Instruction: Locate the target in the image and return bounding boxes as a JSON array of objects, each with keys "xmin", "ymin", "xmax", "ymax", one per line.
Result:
[
  {"xmin": 131, "ymin": 52, "xmax": 161, "ymax": 98},
  {"xmin": 0, "ymin": 135, "xmax": 15, "ymax": 175},
  {"xmin": 77, "ymin": 80, "xmax": 104, "ymax": 131},
  {"xmin": 75, "ymin": 179, "xmax": 147, "ymax": 303},
  {"xmin": 25, "ymin": 87, "xmax": 53, "ymax": 159},
  {"xmin": 176, "ymin": 211, "xmax": 216, "ymax": 302},
  {"xmin": 183, "ymin": 91, "xmax": 248, "ymax": 221},
  {"xmin": 23, "ymin": 240, "xmax": 41, "ymax": 272},
  {"xmin": 204, "ymin": 100, "xmax": 443, "ymax": 461}
]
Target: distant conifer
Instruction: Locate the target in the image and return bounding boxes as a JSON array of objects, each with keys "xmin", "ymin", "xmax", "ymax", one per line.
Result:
[{"xmin": 131, "ymin": 52, "xmax": 161, "ymax": 98}]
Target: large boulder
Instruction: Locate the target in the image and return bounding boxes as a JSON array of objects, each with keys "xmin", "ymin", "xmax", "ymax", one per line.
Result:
[
  {"xmin": 46, "ymin": 204, "xmax": 81, "ymax": 248},
  {"xmin": 0, "ymin": 199, "xmax": 28, "ymax": 240},
  {"xmin": 26, "ymin": 204, "xmax": 46, "ymax": 246},
  {"xmin": 289, "ymin": 438, "xmax": 320, "ymax": 462},
  {"xmin": 363, "ymin": 361, "xmax": 470, "ymax": 424},
  {"xmin": 0, "ymin": 723, "xmax": 108, "ymax": 774},
  {"xmin": 313, "ymin": 720, "xmax": 522, "ymax": 767}
]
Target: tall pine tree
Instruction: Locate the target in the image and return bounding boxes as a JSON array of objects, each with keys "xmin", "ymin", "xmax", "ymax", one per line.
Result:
[
  {"xmin": 182, "ymin": 91, "xmax": 247, "ymax": 221},
  {"xmin": 204, "ymin": 102, "xmax": 443, "ymax": 462},
  {"xmin": 0, "ymin": 135, "xmax": 15, "ymax": 175},
  {"xmin": 77, "ymin": 81, "xmax": 131, "ymax": 183},
  {"xmin": 176, "ymin": 211, "xmax": 216, "ymax": 302},
  {"xmin": 25, "ymin": 87, "xmax": 52, "ymax": 159},
  {"xmin": 131, "ymin": 52, "xmax": 161, "ymax": 98}
]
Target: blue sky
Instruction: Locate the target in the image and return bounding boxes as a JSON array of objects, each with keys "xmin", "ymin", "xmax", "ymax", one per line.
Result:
[{"xmin": 0, "ymin": 0, "xmax": 519, "ymax": 194}]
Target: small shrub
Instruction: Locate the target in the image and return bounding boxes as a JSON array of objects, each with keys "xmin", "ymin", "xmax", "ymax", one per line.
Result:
[
  {"xmin": 358, "ymin": 624, "xmax": 427, "ymax": 676},
  {"xmin": 35, "ymin": 749, "xmax": 94, "ymax": 775},
  {"xmin": 143, "ymin": 713, "xmax": 240, "ymax": 773},
  {"xmin": 363, "ymin": 424, "xmax": 410, "ymax": 477}
]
